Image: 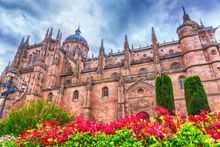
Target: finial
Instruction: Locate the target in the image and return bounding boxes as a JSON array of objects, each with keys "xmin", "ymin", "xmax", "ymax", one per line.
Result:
[
  {"xmin": 78, "ymin": 23, "xmax": 80, "ymax": 30},
  {"xmin": 7, "ymin": 60, "xmax": 11, "ymax": 67},
  {"xmin": 101, "ymin": 38, "xmax": 104, "ymax": 47},
  {"xmin": 25, "ymin": 35, "xmax": 30, "ymax": 44},
  {"xmin": 45, "ymin": 28, "xmax": 49, "ymax": 37},
  {"xmin": 20, "ymin": 37, "xmax": 25, "ymax": 45},
  {"xmin": 124, "ymin": 34, "xmax": 129, "ymax": 49},
  {"xmin": 59, "ymin": 32, "xmax": 62, "ymax": 40},
  {"xmin": 49, "ymin": 27, "xmax": 53, "ymax": 38},
  {"xmin": 56, "ymin": 29, "xmax": 60, "ymax": 40},
  {"xmin": 200, "ymin": 18, "xmax": 205, "ymax": 27},
  {"xmin": 182, "ymin": 5, "xmax": 186, "ymax": 15},
  {"xmin": 151, "ymin": 27, "xmax": 157, "ymax": 44},
  {"xmin": 125, "ymin": 34, "xmax": 128, "ymax": 42}
]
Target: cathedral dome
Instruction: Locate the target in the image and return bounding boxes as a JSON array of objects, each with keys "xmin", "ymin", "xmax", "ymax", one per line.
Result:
[{"xmin": 65, "ymin": 27, "xmax": 88, "ymax": 47}]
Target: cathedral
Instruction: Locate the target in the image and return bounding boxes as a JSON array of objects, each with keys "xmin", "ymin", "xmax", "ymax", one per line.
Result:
[{"xmin": 1, "ymin": 8, "xmax": 220, "ymax": 122}]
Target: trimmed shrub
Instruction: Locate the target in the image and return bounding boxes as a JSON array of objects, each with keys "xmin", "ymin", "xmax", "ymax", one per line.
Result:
[
  {"xmin": 155, "ymin": 75, "xmax": 175, "ymax": 114},
  {"xmin": 0, "ymin": 98, "xmax": 73, "ymax": 137},
  {"xmin": 184, "ymin": 76, "xmax": 210, "ymax": 115}
]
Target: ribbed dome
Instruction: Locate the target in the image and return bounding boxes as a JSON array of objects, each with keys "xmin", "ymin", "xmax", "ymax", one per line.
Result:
[{"xmin": 65, "ymin": 27, "xmax": 88, "ymax": 47}]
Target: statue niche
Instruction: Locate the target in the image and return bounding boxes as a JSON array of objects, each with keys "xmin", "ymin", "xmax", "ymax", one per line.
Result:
[{"xmin": 126, "ymin": 81, "xmax": 155, "ymax": 117}]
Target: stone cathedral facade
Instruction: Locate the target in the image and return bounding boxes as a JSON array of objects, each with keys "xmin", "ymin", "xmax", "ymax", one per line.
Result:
[{"xmin": 1, "ymin": 9, "xmax": 220, "ymax": 122}]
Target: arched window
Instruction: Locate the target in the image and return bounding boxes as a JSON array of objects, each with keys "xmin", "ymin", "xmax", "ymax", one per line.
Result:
[
  {"xmin": 138, "ymin": 68, "xmax": 147, "ymax": 75},
  {"xmin": 72, "ymin": 90, "xmax": 79, "ymax": 102},
  {"xmin": 102, "ymin": 87, "xmax": 109, "ymax": 98},
  {"xmin": 136, "ymin": 111, "xmax": 150, "ymax": 120},
  {"xmin": 28, "ymin": 55, "xmax": 32, "ymax": 65},
  {"xmin": 179, "ymin": 76, "xmax": 186, "ymax": 90},
  {"xmin": 48, "ymin": 92, "xmax": 53, "ymax": 101},
  {"xmin": 171, "ymin": 62, "xmax": 181, "ymax": 70},
  {"xmin": 32, "ymin": 53, "xmax": 38, "ymax": 64}
]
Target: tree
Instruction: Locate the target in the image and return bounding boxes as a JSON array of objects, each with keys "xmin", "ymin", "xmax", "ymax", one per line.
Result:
[
  {"xmin": 155, "ymin": 75, "xmax": 175, "ymax": 114},
  {"xmin": 184, "ymin": 76, "xmax": 210, "ymax": 115}
]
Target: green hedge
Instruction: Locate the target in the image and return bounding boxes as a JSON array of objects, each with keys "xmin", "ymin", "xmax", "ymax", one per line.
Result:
[
  {"xmin": 184, "ymin": 76, "xmax": 210, "ymax": 115},
  {"xmin": 0, "ymin": 98, "xmax": 73, "ymax": 137},
  {"xmin": 155, "ymin": 75, "xmax": 175, "ymax": 114}
]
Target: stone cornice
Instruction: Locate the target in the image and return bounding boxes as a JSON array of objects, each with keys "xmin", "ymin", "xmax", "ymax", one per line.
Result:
[{"xmin": 185, "ymin": 60, "xmax": 220, "ymax": 70}]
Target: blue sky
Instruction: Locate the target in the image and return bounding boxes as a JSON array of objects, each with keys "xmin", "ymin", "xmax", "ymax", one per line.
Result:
[{"xmin": 0, "ymin": 0, "xmax": 220, "ymax": 73}]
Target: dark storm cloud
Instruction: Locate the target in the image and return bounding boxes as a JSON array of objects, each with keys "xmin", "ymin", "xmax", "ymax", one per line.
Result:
[
  {"xmin": 0, "ymin": 0, "xmax": 220, "ymax": 72},
  {"xmin": 0, "ymin": 28, "xmax": 20, "ymax": 49}
]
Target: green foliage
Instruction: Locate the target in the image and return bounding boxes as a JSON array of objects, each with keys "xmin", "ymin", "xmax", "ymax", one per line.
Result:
[
  {"xmin": 0, "ymin": 98, "xmax": 73, "ymax": 137},
  {"xmin": 95, "ymin": 128, "xmax": 143, "ymax": 147},
  {"xmin": 61, "ymin": 132, "xmax": 96, "ymax": 147},
  {"xmin": 61, "ymin": 128, "xmax": 143, "ymax": 147},
  {"xmin": 184, "ymin": 76, "xmax": 210, "ymax": 115},
  {"xmin": 164, "ymin": 122, "xmax": 210, "ymax": 147},
  {"xmin": 0, "ymin": 138, "xmax": 17, "ymax": 147},
  {"xmin": 155, "ymin": 75, "xmax": 175, "ymax": 114}
]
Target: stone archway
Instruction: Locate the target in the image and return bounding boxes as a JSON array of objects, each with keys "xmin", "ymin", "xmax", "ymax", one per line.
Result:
[{"xmin": 126, "ymin": 81, "xmax": 155, "ymax": 117}]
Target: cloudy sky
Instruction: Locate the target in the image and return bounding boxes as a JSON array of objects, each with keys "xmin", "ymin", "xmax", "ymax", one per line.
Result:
[{"xmin": 0, "ymin": 0, "xmax": 220, "ymax": 73}]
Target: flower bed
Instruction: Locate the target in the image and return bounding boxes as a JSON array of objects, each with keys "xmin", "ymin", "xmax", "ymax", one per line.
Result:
[{"xmin": 1, "ymin": 106, "xmax": 220, "ymax": 146}]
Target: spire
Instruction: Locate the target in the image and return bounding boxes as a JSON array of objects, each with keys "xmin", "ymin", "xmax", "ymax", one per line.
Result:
[
  {"xmin": 181, "ymin": 6, "xmax": 191, "ymax": 22},
  {"xmin": 75, "ymin": 25, "xmax": 81, "ymax": 36},
  {"xmin": 99, "ymin": 39, "xmax": 105, "ymax": 55},
  {"xmin": 151, "ymin": 27, "xmax": 161, "ymax": 76},
  {"xmin": 7, "ymin": 60, "xmax": 10, "ymax": 67},
  {"xmin": 59, "ymin": 32, "xmax": 62, "ymax": 41},
  {"xmin": 101, "ymin": 38, "xmax": 104, "ymax": 47},
  {"xmin": 151, "ymin": 27, "xmax": 157, "ymax": 45},
  {"xmin": 56, "ymin": 29, "xmax": 60, "ymax": 40},
  {"xmin": 182, "ymin": 5, "xmax": 186, "ymax": 15},
  {"xmin": 20, "ymin": 37, "xmax": 25, "ymax": 46},
  {"xmin": 97, "ymin": 39, "xmax": 105, "ymax": 75},
  {"xmin": 25, "ymin": 35, "xmax": 30, "ymax": 44},
  {"xmin": 45, "ymin": 28, "xmax": 49, "ymax": 38},
  {"xmin": 49, "ymin": 27, "xmax": 53, "ymax": 38},
  {"xmin": 124, "ymin": 34, "xmax": 129, "ymax": 49},
  {"xmin": 124, "ymin": 35, "xmax": 130, "ymax": 70},
  {"xmin": 200, "ymin": 18, "xmax": 205, "ymax": 28}
]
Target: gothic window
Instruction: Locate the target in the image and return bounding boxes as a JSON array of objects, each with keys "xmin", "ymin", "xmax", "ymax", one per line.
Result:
[
  {"xmin": 72, "ymin": 90, "xmax": 79, "ymax": 102},
  {"xmin": 28, "ymin": 55, "xmax": 32, "ymax": 65},
  {"xmin": 171, "ymin": 62, "xmax": 181, "ymax": 70},
  {"xmin": 179, "ymin": 76, "xmax": 185, "ymax": 90},
  {"xmin": 169, "ymin": 49, "xmax": 174, "ymax": 54},
  {"xmin": 111, "ymin": 72, "xmax": 119, "ymax": 80},
  {"xmin": 32, "ymin": 53, "xmax": 38, "ymax": 64},
  {"xmin": 102, "ymin": 87, "xmax": 109, "ymax": 98},
  {"xmin": 138, "ymin": 68, "xmax": 147, "ymax": 75},
  {"xmin": 48, "ymin": 92, "xmax": 53, "ymax": 101},
  {"xmin": 65, "ymin": 80, "xmax": 71, "ymax": 86}
]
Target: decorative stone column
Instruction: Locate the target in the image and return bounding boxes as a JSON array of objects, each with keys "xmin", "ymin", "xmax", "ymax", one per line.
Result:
[
  {"xmin": 117, "ymin": 74, "xmax": 126, "ymax": 118},
  {"xmin": 83, "ymin": 75, "xmax": 93, "ymax": 120}
]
